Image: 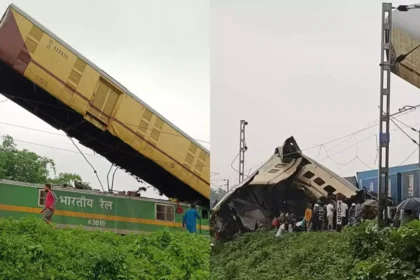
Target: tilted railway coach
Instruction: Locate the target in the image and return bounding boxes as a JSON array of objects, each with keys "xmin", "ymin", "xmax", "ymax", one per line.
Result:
[
  {"xmin": 0, "ymin": 4, "xmax": 210, "ymax": 204},
  {"xmin": 0, "ymin": 179, "xmax": 210, "ymax": 236}
]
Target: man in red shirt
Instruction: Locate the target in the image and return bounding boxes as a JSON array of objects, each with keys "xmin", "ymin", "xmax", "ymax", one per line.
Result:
[{"xmin": 41, "ymin": 184, "xmax": 57, "ymax": 224}]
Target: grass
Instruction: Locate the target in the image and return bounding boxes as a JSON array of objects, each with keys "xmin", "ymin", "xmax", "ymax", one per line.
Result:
[
  {"xmin": 211, "ymin": 221, "xmax": 420, "ymax": 280},
  {"xmin": 0, "ymin": 216, "xmax": 210, "ymax": 280}
]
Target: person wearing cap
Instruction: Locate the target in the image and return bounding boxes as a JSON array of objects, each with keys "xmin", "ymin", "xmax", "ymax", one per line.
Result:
[{"xmin": 182, "ymin": 203, "xmax": 201, "ymax": 233}]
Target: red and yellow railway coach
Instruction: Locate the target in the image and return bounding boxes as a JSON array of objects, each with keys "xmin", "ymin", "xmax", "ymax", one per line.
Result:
[{"xmin": 0, "ymin": 4, "xmax": 210, "ymax": 204}]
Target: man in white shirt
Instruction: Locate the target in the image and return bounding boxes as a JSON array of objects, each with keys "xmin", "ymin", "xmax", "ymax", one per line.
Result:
[
  {"xmin": 326, "ymin": 202, "xmax": 335, "ymax": 231},
  {"xmin": 341, "ymin": 202, "xmax": 349, "ymax": 226},
  {"xmin": 276, "ymin": 222, "xmax": 286, "ymax": 238}
]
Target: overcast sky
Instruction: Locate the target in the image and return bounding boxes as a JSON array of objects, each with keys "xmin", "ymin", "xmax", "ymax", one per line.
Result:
[
  {"xmin": 0, "ymin": 0, "xmax": 209, "ymax": 199},
  {"xmin": 211, "ymin": 0, "xmax": 420, "ymax": 190}
]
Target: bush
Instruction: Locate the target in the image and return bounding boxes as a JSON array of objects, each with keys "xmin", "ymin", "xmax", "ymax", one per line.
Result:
[
  {"xmin": 211, "ymin": 222, "xmax": 420, "ymax": 280},
  {"xmin": 211, "ymin": 230, "xmax": 353, "ymax": 280},
  {"xmin": 0, "ymin": 216, "xmax": 210, "ymax": 280}
]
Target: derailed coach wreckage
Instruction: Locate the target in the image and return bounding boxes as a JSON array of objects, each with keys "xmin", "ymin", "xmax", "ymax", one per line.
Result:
[{"xmin": 211, "ymin": 137, "xmax": 375, "ymax": 240}]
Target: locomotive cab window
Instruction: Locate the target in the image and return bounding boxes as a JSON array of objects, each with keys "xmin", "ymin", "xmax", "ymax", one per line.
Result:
[
  {"xmin": 38, "ymin": 189, "xmax": 47, "ymax": 207},
  {"xmin": 155, "ymin": 204, "xmax": 175, "ymax": 222},
  {"xmin": 202, "ymin": 209, "xmax": 209, "ymax": 220}
]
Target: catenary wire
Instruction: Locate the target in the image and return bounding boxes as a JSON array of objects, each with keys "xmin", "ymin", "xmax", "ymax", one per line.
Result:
[
  {"xmin": 0, "ymin": 96, "xmax": 210, "ymax": 167},
  {"xmin": 399, "ymin": 147, "xmax": 419, "ymax": 165},
  {"xmin": 2, "ymin": 103, "xmax": 419, "ymax": 170},
  {"xmin": 0, "ymin": 109, "xmax": 209, "ymax": 168},
  {"xmin": 0, "ymin": 93, "xmax": 210, "ymax": 144},
  {"xmin": 67, "ymin": 136, "xmax": 105, "ymax": 192}
]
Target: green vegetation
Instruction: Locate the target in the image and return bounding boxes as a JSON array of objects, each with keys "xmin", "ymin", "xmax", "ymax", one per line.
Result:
[
  {"xmin": 0, "ymin": 217, "xmax": 210, "ymax": 279},
  {"xmin": 211, "ymin": 221, "xmax": 420, "ymax": 280},
  {"xmin": 0, "ymin": 135, "xmax": 89, "ymax": 187},
  {"xmin": 210, "ymin": 188, "xmax": 227, "ymax": 206}
]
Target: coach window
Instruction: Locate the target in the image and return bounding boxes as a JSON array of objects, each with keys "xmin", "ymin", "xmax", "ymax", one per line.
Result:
[
  {"xmin": 38, "ymin": 189, "xmax": 47, "ymax": 207},
  {"xmin": 324, "ymin": 185, "xmax": 336, "ymax": 194},
  {"xmin": 303, "ymin": 171, "xmax": 315, "ymax": 179},
  {"xmin": 314, "ymin": 177, "xmax": 326, "ymax": 186},
  {"xmin": 155, "ymin": 204, "xmax": 175, "ymax": 222}
]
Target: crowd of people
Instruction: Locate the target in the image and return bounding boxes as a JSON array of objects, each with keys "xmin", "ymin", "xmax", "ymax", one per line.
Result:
[
  {"xmin": 211, "ymin": 195, "xmax": 420, "ymax": 242},
  {"xmin": 272, "ymin": 200, "xmax": 364, "ymax": 236},
  {"xmin": 272, "ymin": 198, "xmax": 420, "ymax": 237}
]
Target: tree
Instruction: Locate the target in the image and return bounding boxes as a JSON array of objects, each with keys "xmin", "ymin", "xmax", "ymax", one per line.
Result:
[
  {"xmin": 210, "ymin": 187, "xmax": 227, "ymax": 207},
  {"xmin": 50, "ymin": 173, "xmax": 81, "ymax": 185},
  {"xmin": 0, "ymin": 135, "xmax": 88, "ymax": 186}
]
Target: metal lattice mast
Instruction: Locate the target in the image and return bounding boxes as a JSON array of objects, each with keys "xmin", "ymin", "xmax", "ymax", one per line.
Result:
[
  {"xmin": 378, "ymin": 2, "xmax": 392, "ymax": 228},
  {"xmin": 239, "ymin": 120, "xmax": 248, "ymax": 183}
]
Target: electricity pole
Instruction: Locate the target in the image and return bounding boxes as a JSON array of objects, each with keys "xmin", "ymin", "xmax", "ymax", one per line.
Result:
[
  {"xmin": 224, "ymin": 179, "xmax": 230, "ymax": 192},
  {"xmin": 378, "ymin": 2, "xmax": 392, "ymax": 228},
  {"xmin": 239, "ymin": 120, "xmax": 248, "ymax": 183},
  {"xmin": 376, "ymin": 2, "xmax": 420, "ymax": 227}
]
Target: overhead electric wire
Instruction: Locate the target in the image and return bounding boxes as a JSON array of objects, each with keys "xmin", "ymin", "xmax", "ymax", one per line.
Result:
[
  {"xmin": 239, "ymin": 107, "xmax": 417, "ymax": 169},
  {"xmin": 321, "ymin": 142, "xmax": 358, "ymax": 166},
  {"xmin": 0, "ymin": 95, "xmax": 210, "ymax": 167},
  {"xmin": 2, "ymin": 93, "xmax": 418, "ymax": 158},
  {"xmin": 392, "ymin": 117, "xmax": 418, "ymax": 132},
  {"xmin": 316, "ymin": 145, "xmax": 323, "ymax": 160},
  {"xmin": 356, "ymin": 156, "xmax": 376, "ymax": 170},
  {"xmin": 210, "ymin": 172, "xmax": 220, "ymax": 177},
  {"xmin": 318, "ymin": 134, "xmax": 377, "ymax": 162},
  {"xmin": 247, "ymin": 115, "xmax": 418, "ymax": 172},
  {"xmin": 2, "ymin": 103, "xmax": 420, "ymax": 172},
  {"xmin": 0, "ymin": 93, "xmax": 210, "ymax": 144},
  {"xmin": 389, "ymin": 118, "xmax": 420, "ymax": 166},
  {"xmin": 0, "ymin": 121, "xmax": 66, "ymax": 137},
  {"xmin": 211, "ymin": 182, "xmax": 220, "ymax": 189},
  {"xmin": 0, "ymin": 136, "xmax": 99, "ymax": 157},
  {"xmin": 230, "ymin": 152, "xmax": 240, "ymax": 173},
  {"xmin": 67, "ymin": 136, "xmax": 105, "ymax": 192},
  {"xmin": 0, "ymin": 113, "xmax": 208, "ymax": 167},
  {"xmin": 111, "ymin": 166, "xmax": 119, "ymax": 191},
  {"xmin": 281, "ymin": 105, "xmax": 420, "ymax": 159},
  {"xmin": 390, "ymin": 118, "xmax": 418, "ymax": 145},
  {"xmin": 319, "ymin": 123, "xmax": 420, "ymax": 164},
  {"xmin": 319, "ymin": 123, "xmax": 420, "ymax": 169},
  {"xmin": 0, "ymin": 132, "xmax": 207, "ymax": 167},
  {"xmin": 394, "ymin": 43, "xmax": 420, "ymax": 64},
  {"xmin": 225, "ymin": 108, "xmax": 420, "ymax": 180},
  {"xmin": 106, "ymin": 163, "xmax": 114, "ymax": 191},
  {"xmin": 399, "ymin": 147, "xmax": 419, "ymax": 165},
  {"xmin": 2, "ymin": 118, "xmax": 415, "ymax": 171},
  {"xmin": 379, "ymin": 106, "xmax": 419, "ymax": 149}
]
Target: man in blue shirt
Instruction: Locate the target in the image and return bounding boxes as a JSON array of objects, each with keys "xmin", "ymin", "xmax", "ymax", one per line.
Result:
[{"xmin": 182, "ymin": 203, "xmax": 201, "ymax": 233}]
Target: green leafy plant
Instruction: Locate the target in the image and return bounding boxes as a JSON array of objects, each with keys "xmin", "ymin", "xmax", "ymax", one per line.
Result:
[
  {"xmin": 211, "ymin": 221, "xmax": 420, "ymax": 280},
  {"xmin": 0, "ymin": 217, "xmax": 210, "ymax": 280}
]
